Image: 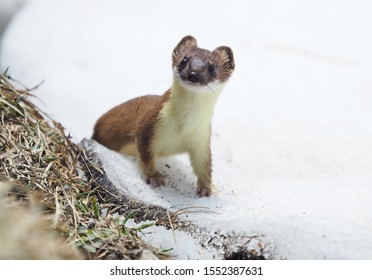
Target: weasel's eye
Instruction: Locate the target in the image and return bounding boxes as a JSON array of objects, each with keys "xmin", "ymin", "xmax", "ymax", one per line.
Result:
[
  {"xmin": 179, "ymin": 57, "xmax": 188, "ymax": 68},
  {"xmin": 208, "ymin": 64, "xmax": 217, "ymax": 75}
]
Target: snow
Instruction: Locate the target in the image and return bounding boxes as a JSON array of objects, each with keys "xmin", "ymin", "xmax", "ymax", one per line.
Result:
[
  {"xmin": 0, "ymin": 0, "xmax": 23, "ymax": 45},
  {"xmin": 1, "ymin": 0, "xmax": 372, "ymax": 259}
]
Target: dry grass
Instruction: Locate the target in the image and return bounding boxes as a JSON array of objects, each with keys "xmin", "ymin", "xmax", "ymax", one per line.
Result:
[
  {"xmin": 0, "ymin": 182, "xmax": 82, "ymax": 259},
  {"xmin": 0, "ymin": 72, "xmax": 165, "ymax": 259}
]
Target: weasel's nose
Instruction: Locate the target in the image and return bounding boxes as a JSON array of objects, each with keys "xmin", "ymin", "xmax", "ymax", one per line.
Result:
[{"xmin": 187, "ymin": 72, "xmax": 199, "ymax": 83}]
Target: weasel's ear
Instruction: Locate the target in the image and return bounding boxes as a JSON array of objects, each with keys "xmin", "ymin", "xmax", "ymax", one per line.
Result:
[
  {"xmin": 214, "ymin": 46, "xmax": 235, "ymax": 71},
  {"xmin": 172, "ymin": 35, "xmax": 197, "ymax": 63}
]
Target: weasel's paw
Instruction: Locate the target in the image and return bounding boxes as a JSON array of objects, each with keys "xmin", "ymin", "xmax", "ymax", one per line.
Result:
[
  {"xmin": 196, "ymin": 185, "xmax": 214, "ymax": 198},
  {"xmin": 146, "ymin": 172, "xmax": 165, "ymax": 187}
]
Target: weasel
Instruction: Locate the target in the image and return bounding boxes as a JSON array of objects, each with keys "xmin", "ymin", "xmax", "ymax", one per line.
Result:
[{"xmin": 92, "ymin": 35, "xmax": 235, "ymax": 197}]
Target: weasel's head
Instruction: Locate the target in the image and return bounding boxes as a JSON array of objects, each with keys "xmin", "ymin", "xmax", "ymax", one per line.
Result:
[{"xmin": 172, "ymin": 35, "xmax": 235, "ymax": 92}]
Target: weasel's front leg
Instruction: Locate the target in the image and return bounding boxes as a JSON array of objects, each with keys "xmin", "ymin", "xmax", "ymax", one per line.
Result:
[
  {"xmin": 189, "ymin": 139, "xmax": 214, "ymax": 197},
  {"xmin": 139, "ymin": 158, "xmax": 165, "ymax": 187},
  {"xmin": 137, "ymin": 128, "xmax": 165, "ymax": 187}
]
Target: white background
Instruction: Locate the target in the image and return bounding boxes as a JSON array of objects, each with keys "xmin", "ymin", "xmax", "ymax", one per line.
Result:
[{"xmin": 0, "ymin": 260, "xmax": 372, "ymax": 279}]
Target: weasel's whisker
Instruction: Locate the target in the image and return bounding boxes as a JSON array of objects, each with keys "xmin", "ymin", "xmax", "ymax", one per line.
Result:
[{"xmin": 206, "ymin": 84, "xmax": 218, "ymax": 99}]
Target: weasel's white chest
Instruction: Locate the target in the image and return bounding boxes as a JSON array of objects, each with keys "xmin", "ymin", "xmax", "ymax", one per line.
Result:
[{"xmin": 152, "ymin": 91, "xmax": 216, "ymax": 157}]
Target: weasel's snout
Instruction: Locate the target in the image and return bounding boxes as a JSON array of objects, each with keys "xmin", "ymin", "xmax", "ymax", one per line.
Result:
[{"xmin": 187, "ymin": 72, "xmax": 200, "ymax": 83}]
